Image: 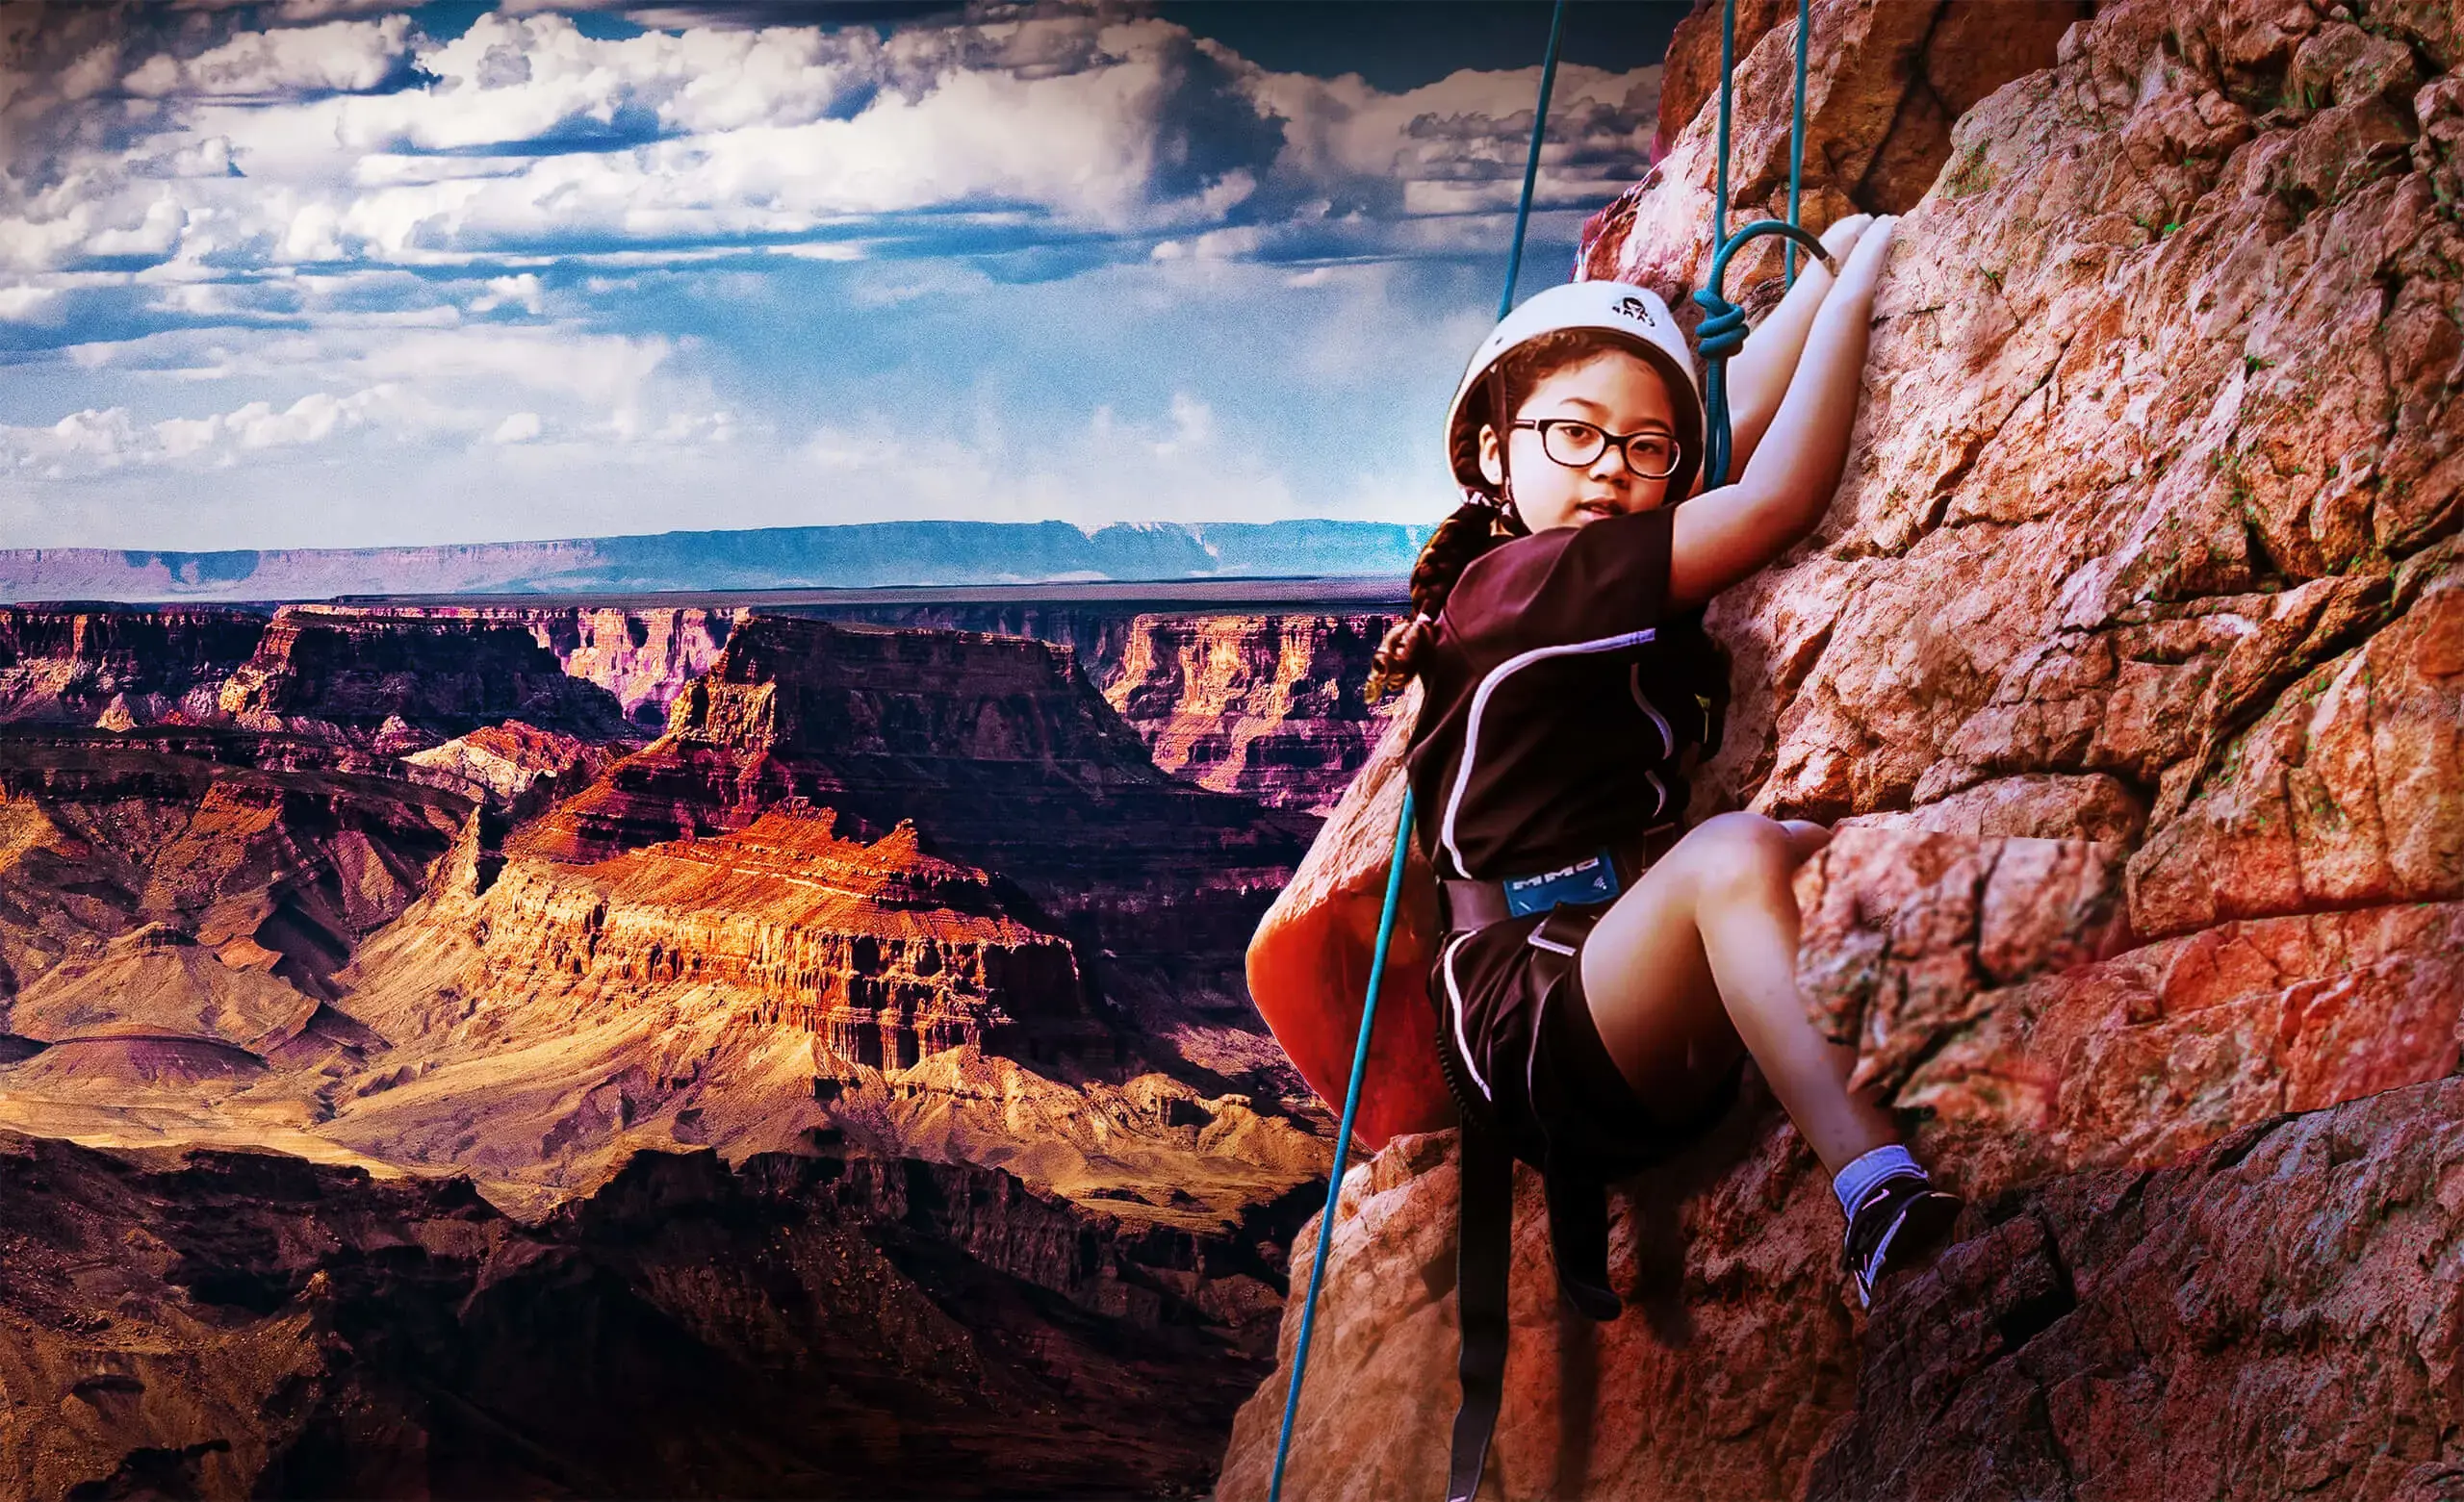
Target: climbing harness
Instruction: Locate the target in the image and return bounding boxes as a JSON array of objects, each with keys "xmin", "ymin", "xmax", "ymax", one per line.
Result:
[{"xmin": 1267, "ymin": 2, "xmax": 1828, "ymax": 1497}]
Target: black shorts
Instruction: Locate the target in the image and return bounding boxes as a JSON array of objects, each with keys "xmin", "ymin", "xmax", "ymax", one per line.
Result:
[{"xmin": 1433, "ymin": 904, "xmax": 1743, "ymax": 1174}]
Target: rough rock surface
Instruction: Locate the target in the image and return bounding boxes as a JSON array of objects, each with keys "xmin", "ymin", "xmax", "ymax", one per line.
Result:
[
  {"xmin": 1225, "ymin": 0, "xmax": 2464, "ymax": 1496},
  {"xmin": 0, "ymin": 1131, "xmax": 1280, "ymax": 1501}
]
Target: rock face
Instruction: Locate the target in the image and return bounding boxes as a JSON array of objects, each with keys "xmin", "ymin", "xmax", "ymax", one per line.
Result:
[
  {"xmin": 1223, "ymin": 0, "xmax": 2464, "ymax": 1496},
  {"xmin": 218, "ymin": 605, "xmax": 635, "ymax": 747},
  {"xmin": 1104, "ymin": 613, "xmax": 1404, "ymax": 815},
  {"xmin": 776, "ymin": 602, "xmax": 1403, "ymax": 814},
  {"xmin": 0, "ymin": 1131, "xmax": 1284, "ymax": 1501},
  {"xmin": 0, "ymin": 605, "xmax": 267, "ymax": 727},
  {"xmin": 0, "ymin": 732, "xmax": 471, "ymax": 1008}
]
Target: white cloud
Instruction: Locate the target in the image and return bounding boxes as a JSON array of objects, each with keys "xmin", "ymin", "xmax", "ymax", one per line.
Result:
[
  {"xmin": 0, "ymin": 284, "xmax": 64, "ymax": 320},
  {"xmin": 489, "ymin": 410, "xmax": 543, "ymax": 444},
  {"xmin": 124, "ymin": 16, "xmax": 413, "ymax": 99}
]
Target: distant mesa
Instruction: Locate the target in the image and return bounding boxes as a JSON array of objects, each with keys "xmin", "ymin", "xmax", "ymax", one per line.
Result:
[{"xmin": 5, "ymin": 520, "xmax": 1431, "ymax": 604}]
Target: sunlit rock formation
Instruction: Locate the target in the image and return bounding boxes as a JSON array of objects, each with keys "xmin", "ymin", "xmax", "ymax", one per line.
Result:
[
  {"xmin": 1103, "ymin": 613, "xmax": 1404, "ymax": 815},
  {"xmin": 516, "ymin": 616, "xmax": 1320, "ymax": 1058},
  {"xmin": 400, "ymin": 720, "xmax": 619, "ymax": 812},
  {"xmin": 1224, "ymin": 0, "xmax": 2464, "ymax": 1497}
]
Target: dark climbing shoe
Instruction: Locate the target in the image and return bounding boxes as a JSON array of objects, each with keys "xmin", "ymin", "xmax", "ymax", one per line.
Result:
[{"xmin": 1841, "ymin": 1174, "xmax": 1964, "ymax": 1310}]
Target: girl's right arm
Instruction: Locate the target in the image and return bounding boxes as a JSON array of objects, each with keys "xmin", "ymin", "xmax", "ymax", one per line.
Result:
[
  {"xmin": 1667, "ymin": 216, "xmax": 1897, "ymax": 613},
  {"xmin": 1714, "ymin": 213, "xmax": 1873, "ymax": 486}
]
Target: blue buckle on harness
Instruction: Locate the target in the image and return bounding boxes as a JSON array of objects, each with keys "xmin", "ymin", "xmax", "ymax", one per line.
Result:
[{"xmin": 1502, "ymin": 849, "xmax": 1622, "ymax": 918}]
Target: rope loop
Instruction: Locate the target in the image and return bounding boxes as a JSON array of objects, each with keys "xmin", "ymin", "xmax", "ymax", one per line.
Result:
[{"xmin": 1691, "ymin": 287, "xmax": 1749, "ymax": 359}]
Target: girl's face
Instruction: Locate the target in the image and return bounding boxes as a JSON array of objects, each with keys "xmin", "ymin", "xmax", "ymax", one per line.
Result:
[{"xmin": 1476, "ymin": 347, "xmax": 1680, "ymax": 531}]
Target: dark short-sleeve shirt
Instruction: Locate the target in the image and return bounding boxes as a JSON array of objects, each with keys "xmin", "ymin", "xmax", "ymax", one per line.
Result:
[{"xmin": 1405, "ymin": 505, "xmax": 1723, "ymax": 881}]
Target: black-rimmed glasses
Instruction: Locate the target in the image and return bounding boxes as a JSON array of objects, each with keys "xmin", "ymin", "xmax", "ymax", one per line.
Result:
[{"xmin": 1509, "ymin": 419, "xmax": 1682, "ymax": 479}]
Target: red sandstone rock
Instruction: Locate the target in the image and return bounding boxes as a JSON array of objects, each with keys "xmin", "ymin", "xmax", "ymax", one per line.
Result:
[
  {"xmin": 1810, "ymin": 1077, "xmax": 2464, "ymax": 1500},
  {"xmin": 218, "ymin": 605, "xmax": 632, "ymax": 746},
  {"xmin": 0, "ymin": 605, "xmax": 264, "ymax": 728},
  {"xmin": 1105, "ymin": 612, "xmax": 1404, "ymax": 815}
]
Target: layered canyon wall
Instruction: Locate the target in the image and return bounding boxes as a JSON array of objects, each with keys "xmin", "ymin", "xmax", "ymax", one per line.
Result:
[
  {"xmin": 1223, "ymin": 0, "xmax": 2464, "ymax": 1497},
  {"xmin": 0, "ymin": 605, "xmax": 267, "ymax": 727},
  {"xmin": 0, "ymin": 600, "xmax": 1396, "ymax": 814}
]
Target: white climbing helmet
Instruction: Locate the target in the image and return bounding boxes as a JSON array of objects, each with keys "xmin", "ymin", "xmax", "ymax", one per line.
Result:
[{"xmin": 1444, "ymin": 279, "xmax": 1705, "ymax": 500}]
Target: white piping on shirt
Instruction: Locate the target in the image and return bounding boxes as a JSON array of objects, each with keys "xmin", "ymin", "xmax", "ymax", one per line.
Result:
[
  {"xmin": 1440, "ymin": 929, "xmax": 1489, "ymax": 1101},
  {"xmin": 1628, "ymin": 664, "xmax": 1676, "ymax": 757},
  {"xmin": 1440, "ymin": 628, "xmax": 1659, "ymax": 877}
]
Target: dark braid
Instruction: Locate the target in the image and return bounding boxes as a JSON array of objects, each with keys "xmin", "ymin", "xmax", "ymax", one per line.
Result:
[{"xmin": 1365, "ymin": 498, "xmax": 1509, "ymax": 702}]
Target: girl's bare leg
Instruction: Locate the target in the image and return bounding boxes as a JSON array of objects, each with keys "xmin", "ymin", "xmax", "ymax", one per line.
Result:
[{"xmin": 1574, "ymin": 811, "xmax": 1896, "ymax": 1175}]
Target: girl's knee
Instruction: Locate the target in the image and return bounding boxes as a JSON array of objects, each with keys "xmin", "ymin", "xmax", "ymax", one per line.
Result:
[
  {"xmin": 1681, "ymin": 812, "xmax": 1798, "ymax": 896},
  {"xmin": 1779, "ymin": 819, "xmax": 1833, "ymax": 864}
]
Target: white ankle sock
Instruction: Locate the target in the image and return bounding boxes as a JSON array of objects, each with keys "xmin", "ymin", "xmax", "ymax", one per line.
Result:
[{"xmin": 1833, "ymin": 1143, "xmax": 1922, "ymax": 1220}]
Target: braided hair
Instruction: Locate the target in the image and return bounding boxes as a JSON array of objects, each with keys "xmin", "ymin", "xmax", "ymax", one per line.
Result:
[{"xmin": 1365, "ymin": 329, "xmax": 1660, "ymax": 702}]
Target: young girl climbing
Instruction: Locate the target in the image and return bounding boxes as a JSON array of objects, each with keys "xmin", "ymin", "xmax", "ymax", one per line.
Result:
[{"xmin": 1364, "ymin": 211, "xmax": 1962, "ymax": 1312}]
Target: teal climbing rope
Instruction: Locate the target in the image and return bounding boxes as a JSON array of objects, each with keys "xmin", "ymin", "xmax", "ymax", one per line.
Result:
[
  {"xmin": 1696, "ymin": 0, "xmax": 1832, "ymax": 489},
  {"xmin": 1500, "ymin": 0, "xmax": 1568, "ymax": 320},
  {"xmin": 1263, "ymin": 7, "xmax": 1565, "ymax": 1500},
  {"xmin": 1788, "ymin": 0, "xmax": 1810, "ymax": 284}
]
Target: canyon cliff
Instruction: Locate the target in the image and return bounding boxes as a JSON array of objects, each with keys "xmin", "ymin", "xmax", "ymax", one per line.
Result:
[
  {"xmin": 0, "ymin": 605, "xmax": 266, "ymax": 728},
  {"xmin": 771, "ymin": 602, "xmax": 1402, "ymax": 814},
  {"xmin": 1103, "ymin": 614, "xmax": 1404, "ymax": 816},
  {"xmin": 1223, "ymin": 0, "xmax": 2464, "ymax": 1498},
  {"xmin": 0, "ymin": 1131, "xmax": 1280, "ymax": 1500},
  {"xmin": 0, "ymin": 599, "xmax": 1397, "ymax": 815}
]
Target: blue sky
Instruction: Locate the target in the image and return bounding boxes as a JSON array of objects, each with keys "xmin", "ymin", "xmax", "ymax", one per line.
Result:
[{"xmin": 0, "ymin": 1, "xmax": 1678, "ymax": 549}]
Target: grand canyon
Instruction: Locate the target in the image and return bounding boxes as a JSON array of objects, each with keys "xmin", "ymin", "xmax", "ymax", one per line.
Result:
[
  {"xmin": 0, "ymin": 592, "xmax": 1404, "ymax": 1497},
  {"xmin": 8, "ymin": 0, "xmax": 2464, "ymax": 1498}
]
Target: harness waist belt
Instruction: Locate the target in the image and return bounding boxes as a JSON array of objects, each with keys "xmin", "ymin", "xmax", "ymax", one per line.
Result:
[{"xmin": 1440, "ymin": 822, "xmax": 1681, "ymax": 932}]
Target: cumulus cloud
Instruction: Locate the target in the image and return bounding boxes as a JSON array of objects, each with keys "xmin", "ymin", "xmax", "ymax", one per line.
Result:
[
  {"xmin": 1, "ymin": 388, "xmax": 399, "ymax": 476},
  {"xmin": 123, "ymin": 15, "xmax": 414, "ymax": 98},
  {"xmin": 4, "ymin": 3, "xmax": 1650, "ymax": 282}
]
